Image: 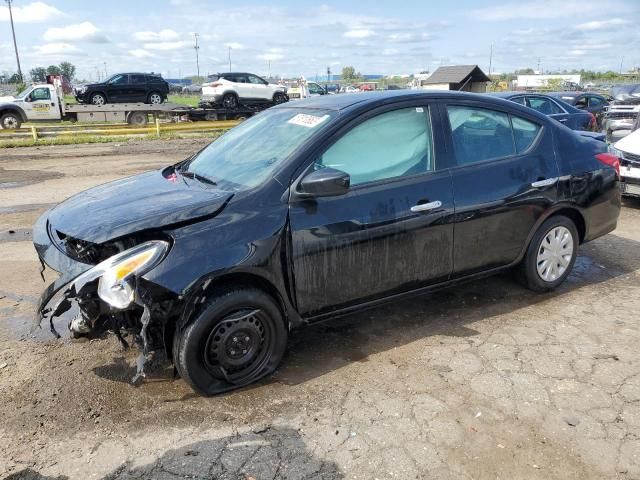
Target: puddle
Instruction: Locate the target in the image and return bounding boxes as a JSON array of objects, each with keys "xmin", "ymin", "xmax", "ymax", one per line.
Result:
[
  {"xmin": 0, "ymin": 167, "xmax": 64, "ymax": 189},
  {"xmin": 0, "ymin": 228, "xmax": 32, "ymax": 243}
]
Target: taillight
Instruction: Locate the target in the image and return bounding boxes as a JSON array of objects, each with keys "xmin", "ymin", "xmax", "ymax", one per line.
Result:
[
  {"xmin": 588, "ymin": 112, "xmax": 597, "ymax": 130},
  {"xmin": 595, "ymin": 152, "xmax": 620, "ymax": 177},
  {"xmin": 211, "ymin": 82, "xmax": 222, "ymax": 87}
]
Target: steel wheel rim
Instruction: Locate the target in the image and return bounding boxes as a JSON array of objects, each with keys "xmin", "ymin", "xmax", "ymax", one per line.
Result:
[
  {"xmin": 150, "ymin": 94, "xmax": 162, "ymax": 104},
  {"xmin": 92, "ymin": 95, "xmax": 105, "ymax": 105},
  {"xmin": 223, "ymin": 96, "xmax": 236, "ymax": 108},
  {"xmin": 536, "ymin": 226, "xmax": 574, "ymax": 282},
  {"xmin": 203, "ymin": 308, "xmax": 275, "ymax": 385},
  {"xmin": 3, "ymin": 116, "xmax": 18, "ymax": 129}
]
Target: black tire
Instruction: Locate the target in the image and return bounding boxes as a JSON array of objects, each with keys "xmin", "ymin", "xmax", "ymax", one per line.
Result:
[
  {"xmin": 174, "ymin": 286, "xmax": 288, "ymax": 395},
  {"xmin": 273, "ymin": 92, "xmax": 286, "ymax": 104},
  {"xmin": 90, "ymin": 93, "xmax": 107, "ymax": 106},
  {"xmin": 516, "ymin": 215, "xmax": 579, "ymax": 293},
  {"xmin": 0, "ymin": 112, "xmax": 21, "ymax": 130},
  {"xmin": 128, "ymin": 111, "xmax": 148, "ymax": 126},
  {"xmin": 222, "ymin": 93, "xmax": 238, "ymax": 109},
  {"xmin": 147, "ymin": 92, "xmax": 163, "ymax": 105}
]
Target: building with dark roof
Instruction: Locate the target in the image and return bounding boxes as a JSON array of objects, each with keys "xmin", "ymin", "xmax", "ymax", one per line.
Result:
[{"xmin": 421, "ymin": 65, "xmax": 490, "ymax": 92}]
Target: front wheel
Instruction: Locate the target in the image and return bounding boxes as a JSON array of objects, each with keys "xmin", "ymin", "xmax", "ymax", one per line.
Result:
[
  {"xmin": 90, "ymin": 93, "xmax": 106, "ymax": 106},
  {"xmin": 516, "ymin": 215, "xmax": 578, "ymax": 292},
  {"xmin": 0, "ymin": 112, "xmax": 21, "ymax": 130},
  {"xmin": 174, "ymin": 287, "xmax": 288, "ymax": 395},
  {"xmin": 273, "ymin": 92, "xmax": 286, "ymax": 104},
  {"xmin": 148, "ymin": 92, "xmax": 163, "ymax": 105}
]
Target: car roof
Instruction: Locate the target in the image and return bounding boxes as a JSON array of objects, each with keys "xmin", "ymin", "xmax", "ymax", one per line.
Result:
[
  {"xmin": 487, "ymin": 91, "xmax": 584, "ymax": 113},
  {"xmin": 274, "ymin": 90, "xmax": 530, "ymax": 112}
]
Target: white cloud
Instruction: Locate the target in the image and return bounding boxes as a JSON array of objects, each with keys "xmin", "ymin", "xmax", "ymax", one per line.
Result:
[
  {"xmin": 569, "ymin": 49, "xmax": 587, "ymax": 56},
  {"xmin": 33, "ymin": 42, "xmax": 84, "ymax": 56},
  {"xmin": 344, "ymin": 29, "xmax": 374, "ymax": 39},
  {"xmin": 225, "ymin": 42, "xmax": 245, "ymax": 50},
  {"xmin": 259, "ymin": 52, "xmax": 284, "ymax": 61},
  {"xmin": 575, "ymin": 18, "xmax": 630, "ymax": 30},
  {"xmin": 43, "ymin": 22, "xmax": 108, "ymax": 43},
  {"xmin": 134, "ymin": 29, "xmax": 181, "ymax": 42},
  {"xmin": 129, "ymin": 49, "xmax": 155, "ymax": 58},
  {"xmin": 142, "ymin": 41, "xmax": 190, "ymax": 51},
  {"xmin": 0, "ymin": 1, "xmax": 63, "ymax": 23},
  {"xmin": 471, "ymin": 0, "xmax": 626, "ymax": 20}
]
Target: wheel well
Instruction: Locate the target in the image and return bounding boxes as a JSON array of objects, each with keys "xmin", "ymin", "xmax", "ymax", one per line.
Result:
[
  {"xmin": 551, "ymin": 208, "xmax": 586, "ymax": 243},
  {"xmin": 222, "ymin": 91, "xmax": 238, "ymax": 99},
  {"xmin": 90, "ymin": 91, "xmax": 107, "ymax": 99},
  {"xmin": 0, "ymin": 108, "xmax": 24, "ymax": 122}
]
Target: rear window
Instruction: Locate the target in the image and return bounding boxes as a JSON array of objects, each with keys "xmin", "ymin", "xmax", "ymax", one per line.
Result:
[{"xmin": 512, "ymin": 116, "xmax": 541, "ymax": 153}]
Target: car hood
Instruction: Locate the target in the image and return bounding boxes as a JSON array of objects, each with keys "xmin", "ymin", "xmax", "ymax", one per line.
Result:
[
  {"xmin": 615, "ymin": 128, "xmax": 640, "ymax": 156},
  {"xmin": 0, "ymin": 95, "xmax": 15, "ymax": 102},
  {"xmin": 47, "ymin": 169, "xmax": 233, "ymax": 244}
]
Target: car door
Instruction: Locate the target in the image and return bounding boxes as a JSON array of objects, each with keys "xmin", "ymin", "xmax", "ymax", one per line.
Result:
[
  {"xmin": 106, "ymin": 74, "xmax": 129, "ymax": 102},
  {"xmin": 232, "ymin": 74, "xmax": 251, "ymax": 100},
  {"xmin": 22, "ymin": 87, "xmax": 59, "ymax": 120},
  {"xmin": 247, "ymin": 74, "xmax": 270, "ymax": 100},
  {"xmin": 288, "ymin": 103, "xmax": 454, "ymax": 317},
  {"xmin": 444, "ymin": 103, "xmax": 559, "ymax": 277},
  {"xmin": 129, "ymin": 74, "xmax": 148, "ymax": 102}
]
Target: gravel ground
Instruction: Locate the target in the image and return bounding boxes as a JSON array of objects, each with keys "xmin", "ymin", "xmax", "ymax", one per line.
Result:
[{"xmin": 0, "ymin": 139, "xmax": 639, "ymax": 480}]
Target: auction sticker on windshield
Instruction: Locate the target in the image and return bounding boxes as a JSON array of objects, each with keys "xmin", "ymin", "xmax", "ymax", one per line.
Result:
[{"xmin": 288, "ymin": 113, "xmax": 329, "ymax": 128}]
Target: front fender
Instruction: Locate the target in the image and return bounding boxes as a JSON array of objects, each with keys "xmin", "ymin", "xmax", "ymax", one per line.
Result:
[{"xmin": 0, "ymin": 103, "xmax": 27, "ymax": 122}]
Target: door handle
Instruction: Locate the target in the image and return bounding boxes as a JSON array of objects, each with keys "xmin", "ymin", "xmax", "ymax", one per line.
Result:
[
  {"xmin": 410, "ymin": 200, "xmax": 442, "ymax": 213},
  {"xmin": 531, "ymin": 177, "xmax": 558, "ymax": 188},
  {"xmin": 559, "ymin": 118, "xmax": 568, "ymax": 123}
]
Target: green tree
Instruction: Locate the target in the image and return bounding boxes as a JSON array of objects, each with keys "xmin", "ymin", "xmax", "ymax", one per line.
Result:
[
  {"xmin": 341, "ymin": 66, "xmax": 356, "ymax": 81},
  {"xmin": 8, "ymin": 72, "xmax": 22, "ymax": 83},
  {"xmin": 47, "ymin": 65, "xmax": 62, "ymax": 75},
  {"xmin": 59, "ymin": 61, "xmax": 76, "ymax": 80},
  {"xmin": 515, "ymin": 68, "xmax": 535, "ymax": 75},
  {"xmin": 29, "ymin": 67, "xmax": 47, "ymax": 82}
]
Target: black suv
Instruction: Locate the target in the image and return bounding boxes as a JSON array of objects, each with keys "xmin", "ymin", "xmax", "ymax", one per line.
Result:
[{"xmin": 74, "ymin": 73, "xmax": 170, "ymax": 105}]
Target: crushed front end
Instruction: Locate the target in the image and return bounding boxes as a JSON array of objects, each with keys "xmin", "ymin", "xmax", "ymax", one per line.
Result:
[{"xmin": 34, "ymin": 212, "xmax": 181, "ymax": 382}]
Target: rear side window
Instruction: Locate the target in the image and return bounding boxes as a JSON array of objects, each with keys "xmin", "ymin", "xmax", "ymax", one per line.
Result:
[
  {"xmin": 512, "ymin": 116, "xmax": 541, "ymax": 153},
  {"xmin": 527, "ymin": 97, "xmax": 564, "ymax": 115},
  {"xmin": 447, "ymin": 106, "xmax": 515, "ymax": 165},
  {"xmin": 317, "ymin": 107, "xmax": 434, "ymax": 186},
  {"xmin": 510, "ymin": 96, "xmax": 527, "ymax": 105},
  {"xmin": 589, "ymin": 96, "xmax": 603, "ymax": 107},
  {"xmin": 130, "ymin": 74, "xmax": 146, "ymax": 83}
]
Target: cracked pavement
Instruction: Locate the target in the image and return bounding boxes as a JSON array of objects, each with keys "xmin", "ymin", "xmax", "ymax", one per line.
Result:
[{"xmin": 0, "ymin": 139, "xmax": 639, "ymax": 479}]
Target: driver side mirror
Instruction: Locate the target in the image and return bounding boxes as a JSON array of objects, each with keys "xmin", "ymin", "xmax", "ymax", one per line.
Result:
[
  {"xmin": 24, "ymin": 95, "xmax": 32, "ymax": 102},
  {"xmin": 299, "ymin": 168, "xmax": 350, "ymax": 197}
]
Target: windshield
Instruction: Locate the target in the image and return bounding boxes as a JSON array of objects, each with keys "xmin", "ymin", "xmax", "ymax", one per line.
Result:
[
  {"xmin": 13, "ymin": 88, "xmax": 32, "ymax": 100},
  {"xmin": 184, "ymin": 108, "xmax": 335, "ymax": 191}
]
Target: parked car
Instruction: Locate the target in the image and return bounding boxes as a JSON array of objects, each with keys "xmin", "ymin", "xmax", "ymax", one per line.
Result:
[
  {"xmin": 182, "ymin": 84, "xmax": 203, "ymax": 94},
  {"xmin": 168, "ymin": 83, "xmax": 184, "ymax": 94},
  {"xmin": 74, "ymin": 73, "xmax": 170, "ymax": 105},
  {"xmin": 604, "ymin": 84, "xmax": 640, "ymax": 142},
  {"xmin": 342, "ymin": 85, "xmax": 359, "ymax": 93},
  {"xmin": 491, "ymin": 92, "xmax": 596, "ymax": 131},
  {"xmin": 201, "ymin": 72, "xmax": 287, "ymax": 108},
  {"xmin": 610, "ymin": 124, "xmax": 640, "ymax": 197},
  {"xmin": 548, "ymin": 91, "xmax": 609, "ymax": 128},
  {"xmin": 34, "ymin": 91, "xmax": 621, "ymax": 395}
]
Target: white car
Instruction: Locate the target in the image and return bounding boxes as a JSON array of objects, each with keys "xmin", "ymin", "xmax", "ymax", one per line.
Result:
[
  {"xmin": 201, "ymin": 72, "xmax": 287, "ymax": 108},
  {"xmin": 611, "ymin": 126, "xmax": 640, "ymax": 197}
]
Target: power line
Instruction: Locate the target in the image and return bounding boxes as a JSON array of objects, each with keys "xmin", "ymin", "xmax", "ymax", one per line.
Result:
[{"xmin": 6, "ymin": 0, "xmax": 23, "ymax": 81}]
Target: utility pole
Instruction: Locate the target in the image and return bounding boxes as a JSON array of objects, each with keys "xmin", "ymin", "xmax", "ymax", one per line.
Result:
[
  {"xmin": 537, "ymin": 57, "xmax": 541, "ymax": 74},
  {"xmin": 103, "ymin": 61, "xmax": 107, "ymax": 78},
  {"xmin": 228, "ymin": 46, "xmax": 232, "ymax": 72},
  {"xmin": 6, "ymin": 0, "xmax": 23, "ymax": 81},
  {"xmin": 327, "ymin": 66, "xmax": 331, "ymax": 83},
  {"xmin": 619, "ymin": 56, "xmax": 624, "ymax": 74},
  {"xmin": 267, "ymin": 60, "xmax": 271, "ymax": 79},
  {"xmin": 488, "ymin": 44, "xmax": 493, "ymax": 76},
  {"xmin": 193, "ymin": 33, "xmax": 200, "ymax": 79}
]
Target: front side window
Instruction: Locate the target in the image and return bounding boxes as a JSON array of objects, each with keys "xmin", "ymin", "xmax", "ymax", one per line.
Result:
[
  {"xmin": 510, "ymin": 96, "xmax": 527, "ymax": 105},
  {"xmin": 248, "ymin": 75, "xmax": 266, "ymax": 85},
  {"xmin": 589, "ymin": 96, "xmax": 603, "ymax": 107},
  {"xmin": 316, "ymin": 107, "xmax": 434, "ymax": 186},
  {"xmin": 527, "ymin": 97, "xmax": 564, "ymax": 115},
  {"xmin": 574, "ymin": 96, "xmax": 588, "ymax": 108},
  {"xmin": 31, "ymin": 88, "xmax": 51, "ymax": 101},
  {"xmin": 447, "ymin": 106, "xmax": 515, "ymax": 165},
  {"xmin": 108, "ymin": 74, "xmax": 128, "ymax": 85}
]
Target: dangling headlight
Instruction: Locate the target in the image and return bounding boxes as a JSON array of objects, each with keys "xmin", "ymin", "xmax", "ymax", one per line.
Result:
[{"xmin": 71, "ymin": 240, "xmax": 169, "ymax": 309}]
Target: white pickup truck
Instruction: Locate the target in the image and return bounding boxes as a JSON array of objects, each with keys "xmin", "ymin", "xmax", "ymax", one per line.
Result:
[{"xmin": 0, "ymin": 79, "xmax": 188, "ymax": 129}]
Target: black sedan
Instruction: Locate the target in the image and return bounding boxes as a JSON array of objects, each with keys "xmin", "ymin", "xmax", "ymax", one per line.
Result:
[
  {"xmin": 548, "ymin": 91, "xmax": 610, "ymax": 128},
  {"xmin": 33, "ymin": 91, "xmax": 621, "ymax": 395},
  {"xmin": 491, "ymin": 92, "xmax": 596, "ymax": 131}
]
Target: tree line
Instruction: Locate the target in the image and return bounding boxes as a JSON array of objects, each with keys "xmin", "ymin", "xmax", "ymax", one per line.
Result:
[{"xmin": 1, "ymin": 62, "xmax": 76, "ymax": 84}]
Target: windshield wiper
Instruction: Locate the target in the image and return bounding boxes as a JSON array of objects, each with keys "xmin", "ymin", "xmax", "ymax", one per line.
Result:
[{"xmin": 180, "ymin": 170, "xmax": 217, "ymax": 186}]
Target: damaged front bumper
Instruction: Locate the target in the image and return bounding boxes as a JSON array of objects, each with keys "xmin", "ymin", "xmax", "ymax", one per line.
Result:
[{"xmin": 34, "ymin": 212, "xmax": 180, "ymax": 382}]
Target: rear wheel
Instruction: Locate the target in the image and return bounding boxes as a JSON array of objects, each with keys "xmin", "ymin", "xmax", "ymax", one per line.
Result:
[
  {"xmin": 516, "ymin": 215, "xmax": 578, "ymax": 292},
  {"xmin": 222, "ymin": 93, "xmax": 238, "ymax": 109},
  {"xmin": 90, "ymin": 93, "xmax": 106, "ymax": 106},
  {"xmin": 0, "ymin": 112, "xmax": 21, "ymax": 130},
  {"xmin": 174, "ymin": 287, "xmax": 288, "ymax": 395},
  {"xmin": 128, "ymin": 111, "xmax": 148, "ymax": 126},
  {"xmin": 148, "ymin": 92, "xmax": 163, "ymax": 105}
]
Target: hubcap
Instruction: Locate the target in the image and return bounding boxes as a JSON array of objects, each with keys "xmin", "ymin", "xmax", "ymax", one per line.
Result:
[
  {"xmin": 92, "ymin": 95, "xmax": 105, "ymax": 105},
  {"xmin": 536, "ymin": 226, "xmax": 574, "ymax": 282},
  {"xmin": 150, "ymin": 94, "xmax": 162, "ymax": 104},
  {"xmin": 204, "ymin": 309, "xmax": 273, "ymax": 384}
]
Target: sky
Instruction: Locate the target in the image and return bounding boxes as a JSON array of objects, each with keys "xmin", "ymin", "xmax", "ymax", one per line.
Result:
[{"xmin": 1, "ymin": 0, "xmax": 639, "ymax": 82}]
